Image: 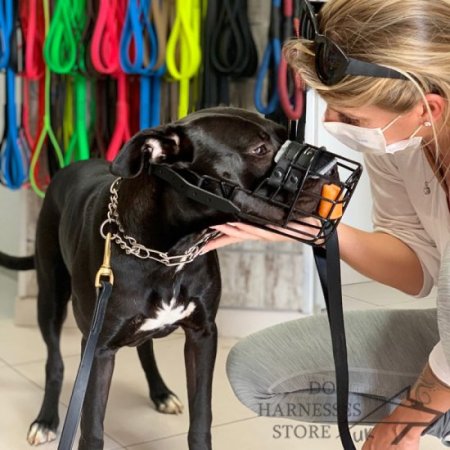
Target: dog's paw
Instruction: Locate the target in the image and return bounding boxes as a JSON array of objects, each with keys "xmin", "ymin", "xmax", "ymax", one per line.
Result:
[
  {"xmin": 156, "ymin": 393, "xmax": 184, "ymax": 415},
  {"xmin": 27, "ymin": 422, "xmax": 57, "ymax": 446}
]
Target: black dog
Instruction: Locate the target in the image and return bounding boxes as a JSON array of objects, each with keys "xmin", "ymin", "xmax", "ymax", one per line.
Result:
[{"xmin": 0, "ymin": 107, "xmax": 287, "ymax": 450}]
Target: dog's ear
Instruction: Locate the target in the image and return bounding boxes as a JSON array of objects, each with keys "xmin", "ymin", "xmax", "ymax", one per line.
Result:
[{"xmin": 110, "ymin": 126, "xmax": 192, "ymax": 178}]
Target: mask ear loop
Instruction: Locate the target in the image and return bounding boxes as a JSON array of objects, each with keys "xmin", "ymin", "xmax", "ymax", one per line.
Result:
[
  {"xmin": 29, "ymin": 0, "xmax": 65, "ymax": 198},
  {"xmin": 381, "ymin": 114, "xmax": 403, "ymax": 132},
  {"xmin": 166, "ymin": 0, "xmax": 202, "ymax": 119}
]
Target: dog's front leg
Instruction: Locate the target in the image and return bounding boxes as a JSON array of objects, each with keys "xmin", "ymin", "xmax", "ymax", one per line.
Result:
[
  {"xmin": 184, "ymin": 323, "xmax": 218, "ymax": 450},
  {"xmin": 78, "ymin": 344, "xmax": 117, "ymax": 450}
]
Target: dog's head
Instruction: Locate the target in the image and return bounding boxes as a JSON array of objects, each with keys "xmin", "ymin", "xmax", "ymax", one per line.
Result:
[
  {"xmin": 110, "ymin": 107, "xmax": 340, "ymax": 238},
  {"xmin": 110, "ymin": 107, "xmax": 287, "ymax": 191}
]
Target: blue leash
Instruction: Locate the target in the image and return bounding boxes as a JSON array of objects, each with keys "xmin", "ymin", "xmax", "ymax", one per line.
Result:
[
  {"xmin": 0, "ymin": 0, "xmax": 12, "ymax": 67},
  {"xmin": 120, "ymin": 0, "xmax": 163, "ymax": 129},
  {"xmin": 0, "ymin": 0, "xmax": 27, "ymax": 189},
  {"xmin": 254, "ymin": 0, "xmax": 281, "ymax": 115}
]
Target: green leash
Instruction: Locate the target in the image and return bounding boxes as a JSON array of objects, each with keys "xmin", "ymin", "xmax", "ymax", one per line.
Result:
[
  {"xmin": 29, "ymin": 0, "xmax": 65, "ymax": 198},
  {"xmin": 44, "ymin": 0, "xmax": 90, "ymax": 163}
]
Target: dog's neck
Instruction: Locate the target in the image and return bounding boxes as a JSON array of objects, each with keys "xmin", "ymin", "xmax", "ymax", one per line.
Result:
[{"xmin": 115, "ymin": 174, "xmax": 230, "ymax": 252}]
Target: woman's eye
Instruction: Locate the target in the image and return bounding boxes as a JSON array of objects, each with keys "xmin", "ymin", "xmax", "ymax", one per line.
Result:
[{"xmin": 251, "ymin": 145, "xmax": 269, "ymax": 156}]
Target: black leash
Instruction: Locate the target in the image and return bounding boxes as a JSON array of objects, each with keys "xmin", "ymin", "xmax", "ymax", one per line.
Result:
[
  {"xmin": 200, "ymin": 0, "xmax": 258, "ymax": 107},
  {"xmin": 313, "ymin": 230, "xmax": 357, "ymax": 450},
  {"xmin": 58, "ymin": 234, "xmax": 114, "ymax": 450},
  {"xmin": 58, "ymin": 281, "xmax": 112, "ymax": 450}
]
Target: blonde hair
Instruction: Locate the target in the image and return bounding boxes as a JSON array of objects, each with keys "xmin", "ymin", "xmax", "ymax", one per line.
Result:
[{"xmin": 283, "ymin": 0, "xmax": 450, "ymax": 156}]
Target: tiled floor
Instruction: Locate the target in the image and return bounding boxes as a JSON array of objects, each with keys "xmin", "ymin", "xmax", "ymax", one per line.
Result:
[{"xmin": 0, "ymin": 273, "xmax": 444, "ymax": 449}]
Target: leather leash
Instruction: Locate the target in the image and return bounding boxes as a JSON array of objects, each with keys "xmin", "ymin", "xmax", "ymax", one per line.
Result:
[
  {"xmin": 57, "ymin": 234, "xmax": 114, "ymax": 450},
  {"xmin": 313, "ymin": 230, "xmax": 357, "ymax": 450}
]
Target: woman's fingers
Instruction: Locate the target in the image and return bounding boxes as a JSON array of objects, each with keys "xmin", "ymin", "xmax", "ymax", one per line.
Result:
[
  {"xmin": 200, "ymin": 235, "xmax": 245, "ymax": 254},
  {"xmin": 201, "ymin": 218, "xmax": 325, "ymax": 254}
]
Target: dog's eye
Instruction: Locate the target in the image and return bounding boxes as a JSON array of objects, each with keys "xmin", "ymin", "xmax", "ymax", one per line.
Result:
[{"xmin": 251, "ymin": 145, "xmax": 269, "ymax": 156}]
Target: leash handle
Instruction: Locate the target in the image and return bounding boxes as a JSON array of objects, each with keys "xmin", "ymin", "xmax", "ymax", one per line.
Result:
[
  {"xmin": 57, "ymin": 281, "xmax": 113, "ymax": 450},
  {"xmin": 313, "ymin": 232, "xmax": 357, "ymax": 450},
  {"xmin": 254, "ymin": 0, "xmax": 282, "ymax": 115},
  {"xmin": 29, "ymin": 0, "xmax": 65, "ymax": 198},
  {"xmin": 166, "ymin": 0, "xmax": 202, "ymax": 118}
]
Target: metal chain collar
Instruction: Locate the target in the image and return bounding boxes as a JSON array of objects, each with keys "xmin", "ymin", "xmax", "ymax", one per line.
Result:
[{"xmin": 99, "ymin": 178, "xmax": 219, "ymax": 267}]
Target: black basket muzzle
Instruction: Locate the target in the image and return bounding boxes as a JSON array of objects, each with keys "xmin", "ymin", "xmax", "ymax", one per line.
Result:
[{"xmin": 149, "ymin": 140, "xmax": 363, "ymax": 246}]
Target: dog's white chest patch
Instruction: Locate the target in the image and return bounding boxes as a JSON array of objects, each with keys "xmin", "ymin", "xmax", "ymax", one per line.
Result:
[{"xmin": 139, "ymin": 298, "xmax": 196, "ymax": 332}]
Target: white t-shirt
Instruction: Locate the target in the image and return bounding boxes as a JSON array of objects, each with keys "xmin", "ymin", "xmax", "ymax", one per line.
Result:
[{"xmin": 363, "ymin": 146, "xmax": 450, "ymax": 384}]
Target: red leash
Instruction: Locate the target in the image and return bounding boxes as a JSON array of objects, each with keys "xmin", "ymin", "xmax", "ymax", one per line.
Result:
[
  {"xmin": 278, "ymin": 0, "xmax": 304, "ymax": 120},
  {"xmin": 19, "ymin": 0, "xmax": 47, "ymax": 188},
  {"xmin": 91, "ymin": 0, "xmax": 131, "ymax": 161}
]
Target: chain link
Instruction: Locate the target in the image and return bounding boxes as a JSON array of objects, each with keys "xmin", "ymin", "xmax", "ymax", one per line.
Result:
[{"xmin": 99, "ymin": 178, "xmax": 219, "ymax": 267}]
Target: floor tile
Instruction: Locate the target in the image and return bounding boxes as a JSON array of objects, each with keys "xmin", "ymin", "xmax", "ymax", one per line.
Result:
[
  {"xmin": 343, "ymin": 282, "xmax": 436, "ymax": 307},
  {"xmin": 342, "ymin": 296, "xmax": 380, "ymax": 311},
  {"xmin": 15, "ymin": 335, "xmax": 253, "ymax": 447},
  {"xmin": 0, "ymin": 319, "xmax": 83, "ymax": 365},
  {"xmin": 386, "ymin": 298, "xmax": 437, "ymax": 310},
  {"xmin": 0, "ymin": 272, "xmax": 17, "ymax": 319},
  {"xmin": 0, "ymin": 364, "xmax": 123, "ymax": 449}
]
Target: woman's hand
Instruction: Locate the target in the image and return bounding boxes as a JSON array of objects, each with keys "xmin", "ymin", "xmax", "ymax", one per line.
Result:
[
  {"xmin": 200, "ymin": 218, "xmax": 322, "ymax": 254},
  {"xmin": 362, "ymin": 414, "xmax": 422, "ymax": 450}
]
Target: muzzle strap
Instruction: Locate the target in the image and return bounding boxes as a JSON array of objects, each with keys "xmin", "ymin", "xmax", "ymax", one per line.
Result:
[{"xmin": 313, "ymin": 229, "xmax": 356, "ymax": 450}]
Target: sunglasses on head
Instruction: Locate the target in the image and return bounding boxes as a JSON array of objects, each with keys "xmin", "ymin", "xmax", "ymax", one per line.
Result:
[{"xmin": 298, "ymin": 0, "xmax": 408, "ymax": 86}]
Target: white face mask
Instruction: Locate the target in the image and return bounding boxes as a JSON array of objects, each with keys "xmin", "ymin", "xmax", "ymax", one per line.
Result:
[{"xmin": 322, "ymin": 115, "xmax": 424, "ymax": 155}]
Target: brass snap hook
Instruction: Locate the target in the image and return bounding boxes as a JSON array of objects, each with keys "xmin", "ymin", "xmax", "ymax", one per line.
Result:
[{"xmin": 95, "ymin": 232, "xmax": 114, "ymax": 287}]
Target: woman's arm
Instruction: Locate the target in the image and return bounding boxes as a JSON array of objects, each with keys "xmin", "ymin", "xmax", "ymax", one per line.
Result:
[
  {"xmin": 338, "ymin": 223, "xmax": 424, "ymax": 296},
  {"xmin": 362, "ymin": 361, "xmax": 450, "ymax": 449},
  {"xmin": 202, "ymin": 220, "xmax": 425, "ymax": 296}
]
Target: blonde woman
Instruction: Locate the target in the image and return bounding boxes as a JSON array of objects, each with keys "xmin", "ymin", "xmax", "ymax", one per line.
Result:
[{"xmin": 201, "ymin": 0, "xmax": 450, "ymax": 448}]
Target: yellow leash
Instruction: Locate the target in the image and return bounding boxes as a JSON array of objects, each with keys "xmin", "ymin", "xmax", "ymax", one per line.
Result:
[{"xmin": 165, "ymin": 0, "xmax": 202, "ymax": 118}]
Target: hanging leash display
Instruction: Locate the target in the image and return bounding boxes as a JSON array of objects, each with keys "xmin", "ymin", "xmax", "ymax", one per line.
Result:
[{"xmin": 166, "ymin": 0, "xmax": 202, "ymax": 118}]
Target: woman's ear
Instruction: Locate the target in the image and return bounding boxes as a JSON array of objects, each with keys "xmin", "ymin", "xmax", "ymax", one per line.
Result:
[
  {"xmin": 421, "ymin": 93, "xmax": 447, "ymax": 123},
  {"xmin": 110, "ymin": 126, "xmax": 190, "ymax": 178}
]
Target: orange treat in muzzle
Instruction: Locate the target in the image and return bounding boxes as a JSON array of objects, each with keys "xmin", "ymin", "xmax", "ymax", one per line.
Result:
[{"xmin": 318, "ymin": 184, "xmax": 344, "ymax": 219}]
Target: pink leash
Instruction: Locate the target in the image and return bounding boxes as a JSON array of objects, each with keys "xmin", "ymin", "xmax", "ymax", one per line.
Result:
[{"xmin": 91, "ymin": 0, "xmax": 131, "ymax": 161}]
